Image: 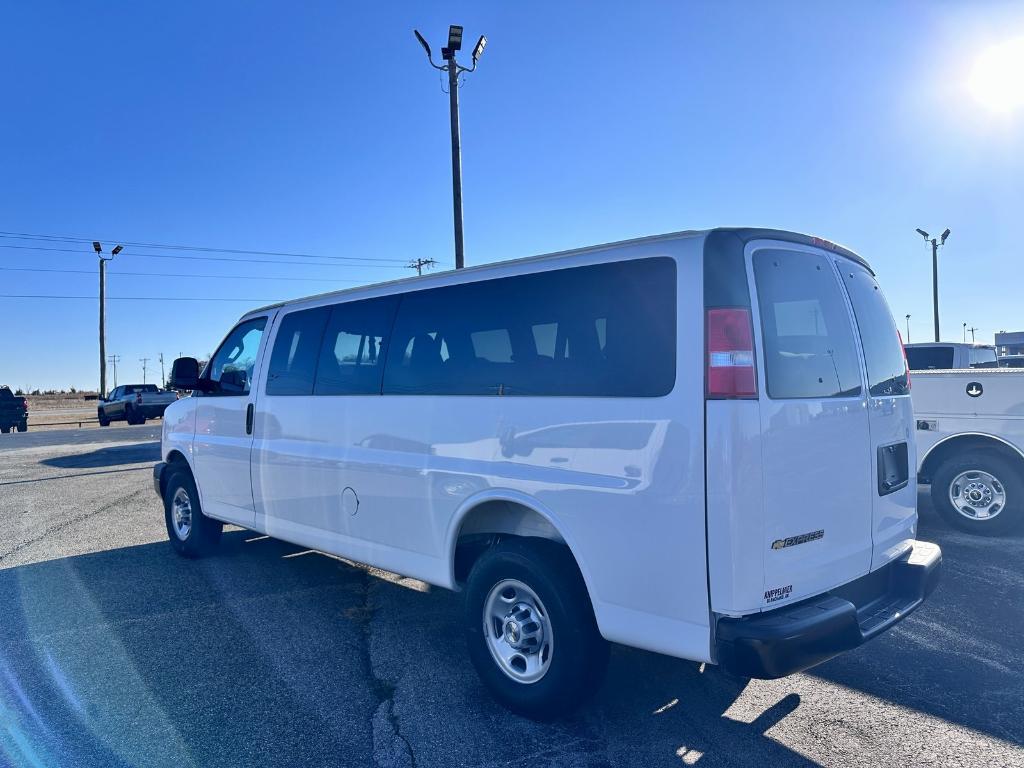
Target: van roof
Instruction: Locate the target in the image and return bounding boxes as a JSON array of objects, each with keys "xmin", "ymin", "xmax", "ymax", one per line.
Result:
[{"xmin": 245, "ymin": 226, "xmax": 870, "ymax": 316}]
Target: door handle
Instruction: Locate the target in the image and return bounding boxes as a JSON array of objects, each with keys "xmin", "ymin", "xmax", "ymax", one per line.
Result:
[{"xmin": 246, "ymin": 403, "xmax": 254, "ymax": 435}]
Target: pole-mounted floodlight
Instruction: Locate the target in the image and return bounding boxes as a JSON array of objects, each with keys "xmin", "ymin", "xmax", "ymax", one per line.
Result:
[
  {"xmin": 111, "ymin": 245, "xmax": 123, "ymax": 256},
  {"xmin": 93, "ymin": 241, "xmax": 102, "ymax": 254},
  {"xmin": 472, "ymin": 35, "xmax": 487, "ymax": 65},
  {"xmin": 915, "ymin": 226, "xmax": 950, "ymax": 342},
  {"xmin": 447, "ymin": 25, "xmax": 463, "ymax": 54},
  {"xmin": 414, "ymin": 29, "xmax": 432, "ymax": 59},
  {"xmin": 413, "ymin": 24, "xmax": 488, "ymax": 270}
]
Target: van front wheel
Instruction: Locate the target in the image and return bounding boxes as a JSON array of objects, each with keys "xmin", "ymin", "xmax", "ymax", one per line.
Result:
[
  {"xmin": 463, "ymin": 538, "xmax": 609, "ymax": 720},
  {"xmin": 931, "ymin": 451, "xmax": 1024, "ymax": 536},
  {"xmin": 163, "ymin": 468, "xmax": 223, "ymax": 557}
]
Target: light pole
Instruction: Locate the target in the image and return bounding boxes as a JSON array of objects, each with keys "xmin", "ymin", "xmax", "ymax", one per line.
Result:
[
  {"xmin": 905, "ymin": 314, "xmax": 911, "ymax": 343},
  {"xmin": 94, "ymin": 242, "xmax": 123, "ymax": 396},
  {"xmin": 915, "ymin": 228, "xmax": 950, "ymax": 342},
  {"xmin": 414, "ymin": 25, "xmax": 487, "ymax": 270}
]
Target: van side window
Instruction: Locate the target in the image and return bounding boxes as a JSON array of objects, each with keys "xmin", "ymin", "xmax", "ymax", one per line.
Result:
[
  {"xmin": 754, "ymin": 250, "xmax": 862, "ymax": 399},
  {"xmin": 206, "ymin": 317, "xmax": 267, "ymax": 396},
  {"xmin": 382, "ymin": 258, "xmax": 676, "ymax": 397},
  {"xmin": 266, "ymin": 307, "xmax": 330, "ymax": 396},
  {"xmin": 314, "ymin": 295, "xmax": 400, "ymax": 395},
  {"xmin": 841, "ymin": 265, "xmax": 910, "ymax": 396}
]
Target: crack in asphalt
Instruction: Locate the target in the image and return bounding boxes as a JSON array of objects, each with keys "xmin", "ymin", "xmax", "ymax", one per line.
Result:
[
  {"xmin": 0, "ymin": 485, "xmax": 148, "ymax": 564},
  {"xmin": 350, "ymin": 573, "xmax": 418, "ymax": 768}
]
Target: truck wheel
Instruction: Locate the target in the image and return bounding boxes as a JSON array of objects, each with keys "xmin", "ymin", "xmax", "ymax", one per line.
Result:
[
  {"xmin": 0, "ymin": 425, "xmax": 9, "ymax": 434},
  {"xmin": 16, "ymin": 421, "xmax": 26, "ymax": 433},
  {"xmin": 464, "ymin": 538, "xmax": 609, "ymax": 720},
  {"xmin": 931, "ymin": 451, "xmax": 1024, "ymax": 536},
  {"xmin": 163, "ymin": 467, "xmax": 223, "ymax": 557},
  {"xmin": 98, "ymin": 410, "xmax": 110, "ymax": 427}
]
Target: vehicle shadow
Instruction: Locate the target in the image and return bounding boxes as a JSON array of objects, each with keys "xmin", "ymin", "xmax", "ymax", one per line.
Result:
[
  {"xmin": 39, "ymin": 442, "xmax": 161, "ymax": 470},
  {"xmin": 0, "ymin": 531, "xmax": 817, "ymax": 768},
  {"xmin": 807, "ymin": 502, "xmax": 1024, "ymax": 746}
]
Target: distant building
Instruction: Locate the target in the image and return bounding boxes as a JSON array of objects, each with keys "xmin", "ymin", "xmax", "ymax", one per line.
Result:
[{"xmin": 995, "ymin": 331, "xmax": 1024, "ymax": 356}]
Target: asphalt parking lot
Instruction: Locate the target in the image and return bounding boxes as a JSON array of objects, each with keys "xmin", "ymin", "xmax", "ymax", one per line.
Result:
[{"xmin": 1, "ymin": 427, "xmax": 1022, "ymax": 768}]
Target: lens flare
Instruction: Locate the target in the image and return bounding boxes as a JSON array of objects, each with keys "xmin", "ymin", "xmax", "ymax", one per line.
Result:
[{"xmin": 969, "ymin": 36, "xmax": 1024, "ymax": 113}]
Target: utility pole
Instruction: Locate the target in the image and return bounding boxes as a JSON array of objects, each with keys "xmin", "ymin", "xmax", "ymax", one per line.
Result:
[
  {"xmin": 968, "ymin": 326, "xmax": 978, "ymax": 343},
  {"xmin": 139, "ymin": 357, "xmax": 150, "ymax": 384},
  {"xmin": 107, "ymin": 355, "xmax": 120, "ymax": 389},
  {"xmin": 915, "ymin": 228, "xmax": 949, "ymax": 342},
  {"xmin": 407, "ymin": 257, "xmax": 438, "ymax": 276},
  {"xmin": 159, "ymin": 353, "xmax": 166, "ymax": 387},
  {"xmin": 905, "ymin": 314, "xmax": 911, "ymax": 343},
  {"xmin": 414, "ymin": 26, "xmax": 488, "ymax": 270},
  {"xmin": 93, "ymin": 242, "xmax": 123, "ymax": 396}
]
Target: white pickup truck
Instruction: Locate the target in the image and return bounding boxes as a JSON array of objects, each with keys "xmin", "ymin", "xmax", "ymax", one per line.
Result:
[{"xmin": 913, "ymin": 369, "xmax": 1024, "ymax": 535}]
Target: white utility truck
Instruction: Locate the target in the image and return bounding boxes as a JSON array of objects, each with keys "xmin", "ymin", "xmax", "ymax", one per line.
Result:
[{"xmin": 913, "ymin": 368, "xmax": 1024, "ymax": 536}]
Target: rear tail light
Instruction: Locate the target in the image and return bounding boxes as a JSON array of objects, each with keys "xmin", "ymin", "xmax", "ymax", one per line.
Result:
[
  {"xmin": 706, "ymin": 307, "xmax": 757, "ymax": 398},
  {"xmin": 136, "ymin": 392, "xmax": 143, "ymax": 405}
]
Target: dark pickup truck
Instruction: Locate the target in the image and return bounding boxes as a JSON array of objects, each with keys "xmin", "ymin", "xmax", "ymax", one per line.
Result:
[{"xmin": 0, "ymin": 386, "xmax": 28, "ymax": 433}]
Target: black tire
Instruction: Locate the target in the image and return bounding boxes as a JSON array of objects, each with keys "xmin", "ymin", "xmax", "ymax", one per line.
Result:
[
  {"xmin": 163, "ymin": 466, "xmax": 223, "ymax": 557},
  {"xmin": 125, "ymin": 406, "xmax": 138, "ymax": 425},
  {"xmin": 931, "ymin": 451, "xmax": 1024, "ymax": 536},
  {"xmin": 16, "ymin": 421, "xmax": 26, "ymax": 433},
  {"xmin": 98, "ymin": 410, "xmax": 110, "ymax": 427},
  {"xmin": 0, "ymin": 425, "xmax": 9, "ymax": 434},
  {"xmin": 464, "ymin": 538, "xmax": 609, "ymax": 720}
]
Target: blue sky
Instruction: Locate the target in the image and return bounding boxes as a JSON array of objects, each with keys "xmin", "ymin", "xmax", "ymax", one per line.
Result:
[{"xmin": 1, "ymin": 2, "xmax": 1022, "ymax": 391}]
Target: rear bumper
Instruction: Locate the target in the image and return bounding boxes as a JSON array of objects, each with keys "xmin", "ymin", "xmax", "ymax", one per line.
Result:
[
  {"xmin": 715, "ymin": 540, "xmax": 941, "ymax": 679},
  {"xmin": 153, "ymin": 462, "xmax": 167, "ymax": 497}
]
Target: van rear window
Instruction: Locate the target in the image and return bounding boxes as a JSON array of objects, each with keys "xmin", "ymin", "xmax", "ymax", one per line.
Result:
[
  {"xmin": 841, "ymin": 265, "xmax": 909, "ymax": 396},
  {"xmin": 753, "ymin": 249, "xmax": 863, "ymax": 399}
]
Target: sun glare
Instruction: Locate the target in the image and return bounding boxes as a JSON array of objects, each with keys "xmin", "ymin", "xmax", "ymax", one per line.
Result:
[{"xmin": 969, "ymin": 36, "xmax": 1024, "ymax": 113}]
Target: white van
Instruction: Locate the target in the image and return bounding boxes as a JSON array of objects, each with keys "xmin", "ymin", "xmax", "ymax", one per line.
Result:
[{"xmin": 154, "ymin": 228, "xmax": 941, "ymax": 718}]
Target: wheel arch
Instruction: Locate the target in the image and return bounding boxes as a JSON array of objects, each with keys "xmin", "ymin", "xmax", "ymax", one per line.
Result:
[
  {"xmin": 919, "ymin": 432, "xmax": 1024, "ymax": 484},
  {"xmin": 159, "ymin": 449, "xmax": 194, "ymax": 498},
  {"xmin": 446, "ymin": 490, "xmax": 596, "ymax": 603}
]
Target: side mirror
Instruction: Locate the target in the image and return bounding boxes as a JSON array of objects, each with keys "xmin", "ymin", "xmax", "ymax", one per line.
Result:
[{"xmin": 169, "ymin": 357, "xmax": 200, "ymax": 391}]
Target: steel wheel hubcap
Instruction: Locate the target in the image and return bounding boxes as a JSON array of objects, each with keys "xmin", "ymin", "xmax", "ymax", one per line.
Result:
[
  {"xmin": 483, "ymin": 579, "xmax": 553, "ymax": 684},
  {"xmin": 171, "ymin": 487, "xmax": 193, "ymax": 540},
  {"xmin": 949, "ymin": 470, "xmax": 1005, "ymax": 521}
]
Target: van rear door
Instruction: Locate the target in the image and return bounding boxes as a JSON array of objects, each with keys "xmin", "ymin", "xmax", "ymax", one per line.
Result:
[
  {"xmin": 749, "ymin": 243, "xmax": 873, "ymax": 608},
  {"xmin": 839, "ymin": 264, "xmax": 915, "ymax": 566}
]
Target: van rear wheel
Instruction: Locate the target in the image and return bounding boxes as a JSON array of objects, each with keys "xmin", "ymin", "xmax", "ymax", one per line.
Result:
[
  {"xmin": 163, "ymin": 467, "xmax": 223, "ymax": 557},
  {"xmin": 463, "ymin": 538, "xmax": 609, "ymax": 720},
  {"xmin": 931, "ymin": 451, "xmax": 1024, "ymax": 536}
]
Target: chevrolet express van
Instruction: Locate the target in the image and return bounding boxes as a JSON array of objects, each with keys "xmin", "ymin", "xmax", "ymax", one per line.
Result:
[{"xmin": 154, "ymin": 228, "xmax": 941, "ymax": 718}]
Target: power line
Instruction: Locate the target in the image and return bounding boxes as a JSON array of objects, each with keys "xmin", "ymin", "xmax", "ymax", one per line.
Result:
[
  {"xmin": 0, "ymin": 266, "xmax": 365, "ymax": 284},
  {"xmin": 0, "ymin": 243, "xmax": 409, "ymax": 269},
  {"xmin": 0, "ymin": 230, "xmax": 409, "ymax": 263},
  {"xmin": 0, "ymin": 294, "xmax": 279, "ymax": 302}
]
